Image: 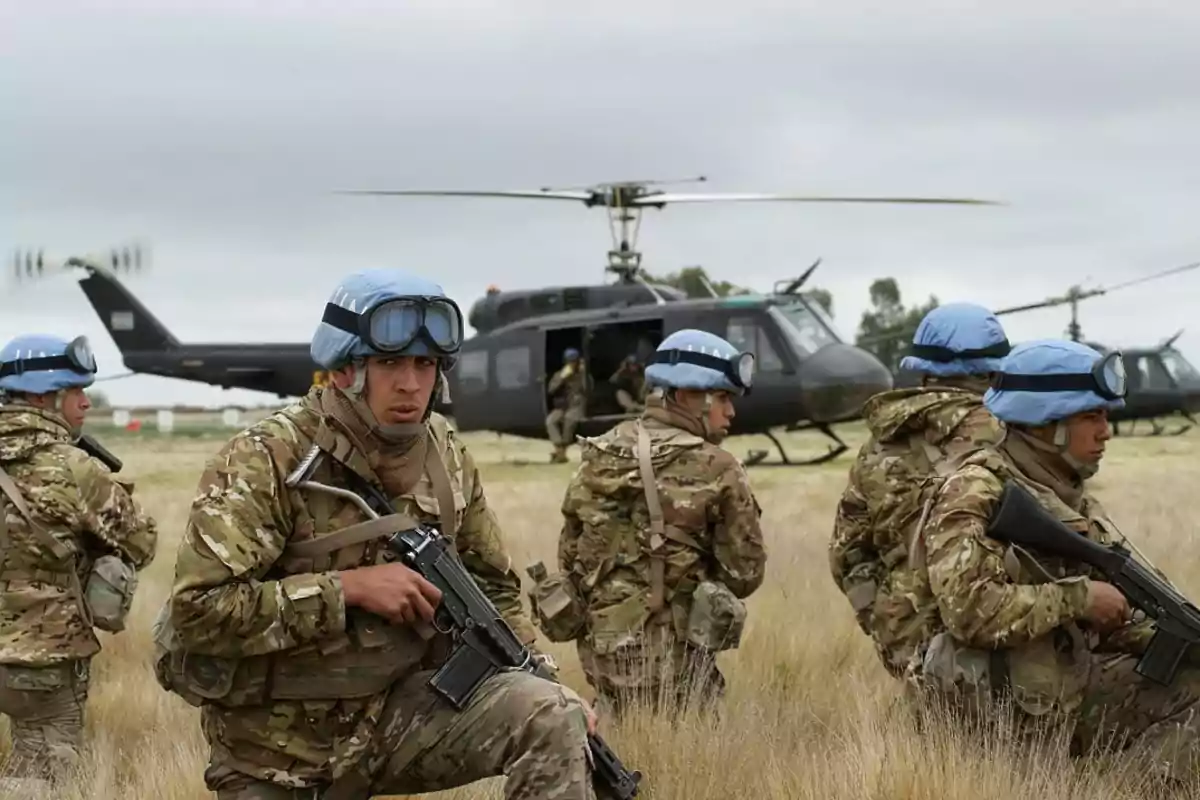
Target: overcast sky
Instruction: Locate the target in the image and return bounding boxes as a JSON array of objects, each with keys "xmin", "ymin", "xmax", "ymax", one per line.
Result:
[{"xmin": 4, "ymin": 1, "xmax": 1200, "ymax": 408}]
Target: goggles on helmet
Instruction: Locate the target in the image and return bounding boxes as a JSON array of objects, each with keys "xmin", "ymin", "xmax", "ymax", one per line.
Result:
[
  {"xmin": 0, "ymin": 336, "xmax": 98, "ymax": 379},
  {"xmin": 323, "ymin": 296, "xmax": 465, "ymax": 357},
  {"xmin": 648, "ymin": 348, "xmax": 756, "ymax": 392},
  {"xmin": 908, "ymin": 339, "xmax": 1011, "ymax": 363},
  {"xmin": 989, "ymin": 350, "xmax": 1127, "ymax": 401}
]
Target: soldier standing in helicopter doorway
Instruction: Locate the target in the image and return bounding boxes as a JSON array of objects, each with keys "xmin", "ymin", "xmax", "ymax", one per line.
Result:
[{"xmin": 546, "ymin": 348, "xmax": 590, "ymax": 463}]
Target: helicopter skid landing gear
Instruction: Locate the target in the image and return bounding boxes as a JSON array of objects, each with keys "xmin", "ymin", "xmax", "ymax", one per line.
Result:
[
  {"xmin": 744, "ymin": 424, "xmax": 849, "ymax": 467},
  {"xmin": 1114, "ymin": 415, "xmax": 1195, "ymax": 438}
]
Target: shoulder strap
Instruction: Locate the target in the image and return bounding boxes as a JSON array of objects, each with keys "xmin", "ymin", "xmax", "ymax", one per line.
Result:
[
  {"xmin": 635, "ymin": 421, "xmax": 667, "ymax": 613},
  {"xmin": 282, "ymin": 513, "xmax": 420, "ymax": 559},
  {"xmin": 424, "ymin": 429, "xmax": 458, "ymax": 539}
]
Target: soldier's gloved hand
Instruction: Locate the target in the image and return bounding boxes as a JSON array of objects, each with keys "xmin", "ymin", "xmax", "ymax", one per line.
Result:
[
  {"xmin": 1083, "ymin": 579, "xmax": 1131, "ymax": 632},
  {"xmin": 339, "ymin": 563, "xmax": 443, "ymax": 626}
]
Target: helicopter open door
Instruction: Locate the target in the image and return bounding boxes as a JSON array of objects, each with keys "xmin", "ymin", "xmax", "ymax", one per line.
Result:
[{"xmin": 542, "ymin": 319, "xmax": 664, "ymax": 420}]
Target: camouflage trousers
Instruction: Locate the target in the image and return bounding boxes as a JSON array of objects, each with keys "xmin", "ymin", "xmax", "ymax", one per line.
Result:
[
  {"xmin": 1071, "ymin": 652, "xmax": 1200, "ymax": 782},
  {"xmin": 576, "ymin": 629, "xmax": 725, "ymax": 719},
  {"xmin": 546, "ymin": 408, "xmax": 584, "ymax": 448},
  {"xmin": 208, "ymin": 668, "xmax": 595, "ymax": 800},
  {"xmin": 0, "ymin": 658, "xmax": 90, "ymax": 781}
]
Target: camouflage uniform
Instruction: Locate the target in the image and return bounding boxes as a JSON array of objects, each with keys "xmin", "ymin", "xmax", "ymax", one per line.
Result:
[
  {"xmin": 829, "ymin": 376, "xmax": 1005, "ymax": 679},
  {"xmin": 556, "ymin": 400, "xmax": 766, "ymax": 716},
  {"xmin": 914, "ymin": 429, "xmax": 1200, "ymax": 779},
  {"xmin": 546, "ymin": 363, "xmax": 589, "ymax": 461},
  {"xmin": 0, "ymin": 403, "xmax": 158, "ymax": 780},
  {"xmin": 608, "ymin": 362, "xmax": 646, "ymax": 414},
  {"xmin": 158, "ymin": 386, "xmax": 593, "ymax": 799}
]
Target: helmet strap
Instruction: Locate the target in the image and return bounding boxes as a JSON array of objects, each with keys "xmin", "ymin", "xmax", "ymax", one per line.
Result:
[
  {"xmin": 1054, "ymin": 421, "xmax": 1100, "ymax": 479},
  {"xmin": 341, "ymin": 359, "xmax": 426, "ymax": 447}
]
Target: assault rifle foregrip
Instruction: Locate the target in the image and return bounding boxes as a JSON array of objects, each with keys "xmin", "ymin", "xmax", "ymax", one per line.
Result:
[
  {"xmin": 986, "ymin": 481, "xmax": 1200, "ymax": 686},
  {"xmin": 386, "ymin": 525, "xmax": 643, "ymax": 799}
]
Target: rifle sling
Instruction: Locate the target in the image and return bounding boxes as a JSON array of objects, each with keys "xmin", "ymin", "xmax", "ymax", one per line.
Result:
[{"xmin": 636, "ymin": 422, "xmax": 668, "ymax": 614}]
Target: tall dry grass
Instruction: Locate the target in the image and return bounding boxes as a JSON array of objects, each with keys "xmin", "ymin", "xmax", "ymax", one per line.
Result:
[{"xmin": 3, "ymin": 425, "xmax": 1199, "ymax": 799}]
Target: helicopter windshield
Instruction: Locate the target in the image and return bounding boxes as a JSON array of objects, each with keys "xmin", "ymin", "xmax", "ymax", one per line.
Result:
[
  {"xmin": 770, "ymin": 298, "xmax": 840, "ymax": 358},
  {"xmin": 1161, "ymin": 348, "xmax": 1200, "ymax": 388}
]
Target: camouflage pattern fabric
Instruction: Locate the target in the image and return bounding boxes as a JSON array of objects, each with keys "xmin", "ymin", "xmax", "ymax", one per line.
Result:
[
  {"xmin": 0, "ymin": 404, "xmax": 157, "ymax": 780},
  {"xmin": 828, "ymin": 380, "xmax": 1004, "ymax": 678},
  {"xmin": 558, "ymin": 410, "xmax": 766, "ymax": 715},
  {"xmin": 167, "ymin": 386, "xmax": 555, "ymax": 792},
  {"xmin": 609, "ymin": 368, "xmax": 645, "ymax": 413},
  {"xmin": 914, "ymin": 430, "xmax": 1200, "ymax": 780},
  {"xmin": 209, "ymin": 669, "xmax": 594, "ymax": 799},
  {"xmin": 548, "ymin": 363, "xmax": 589, "ymax": 414}
]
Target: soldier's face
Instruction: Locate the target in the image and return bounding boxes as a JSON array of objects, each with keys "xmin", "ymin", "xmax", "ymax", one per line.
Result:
[
  {"xmin": 706, "ymin": 390, "xmax": 736, "ymax": 437},
  {"xmin": 335, "ymin": 355, "xmax": 439, "ymax": 425},
  {"xmin": 1062, "ymin": 408, "xmax": 1111, "ymax": 465},
  {"xmin": 23, "ymin": 387, "xmax": 90, "ymax": 428}
]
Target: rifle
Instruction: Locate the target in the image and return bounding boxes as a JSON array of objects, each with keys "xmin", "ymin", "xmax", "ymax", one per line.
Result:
[
  {"xmin": 386, "ymin": 522, "xmax": 643, "ymax": 799},
  {"xmin": 986, "ymin": 480, "xmax": 1200, "ymax": 686},
  {"xmin": 75, "ymin": 433, "xmax": 123, "ymax": 473}
]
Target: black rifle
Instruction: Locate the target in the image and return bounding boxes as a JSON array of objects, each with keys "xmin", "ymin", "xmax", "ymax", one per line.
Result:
[
  {"xmin": 386, "ymin": 522, "xmax": 643, "ymax": 799},
  {"xmin": 75, "ymin": 433, "xmax": 123, "ymax": 473},
  {"xmin": 986, "ymin": 480, "xmax": 1200, "ymax": 686}
]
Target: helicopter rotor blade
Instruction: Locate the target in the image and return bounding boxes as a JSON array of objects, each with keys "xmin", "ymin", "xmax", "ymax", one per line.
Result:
[
  {"xmin": 1101, "ymin": 260, "xmax": 1200, "ymax": 293},
  {"xmin": 993, "ymin": 297, "xmax": 1069, "ymax": 316},
  {"xmin": 333, "ymin": 189, "xmax": 595, "ymax": 202},
  {"xmin": 629, "ymin": 193, "xmax": 1004, "ymax": 206}
]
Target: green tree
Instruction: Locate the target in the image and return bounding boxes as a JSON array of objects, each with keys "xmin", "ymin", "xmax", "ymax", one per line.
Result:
[{"xmin": 855, "ymin": 277, "xmax": 938, "ymax": 372}]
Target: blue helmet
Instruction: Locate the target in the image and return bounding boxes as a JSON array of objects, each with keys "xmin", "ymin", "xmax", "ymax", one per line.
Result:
[
  {"xmin": 563, "ymin": 348, "xmax": 580, "ymax": 361},
  {"xmin": 644, "ymin": 329, "xmax": 754, "ymax": 395},
  {"xmin": 984, "ymin": 339, "xmax": 1127, "ymax": 425},
  {"xmin": 899, "ymin": 302, "xmax": 1010, "ymax": 377},
  {"xmin": 311, "ymin": 268, "xmax": 465, "ymax": 371},
  {"xmin": 0, "ymin": 334, "xmax": 97, "ymax": 396}
]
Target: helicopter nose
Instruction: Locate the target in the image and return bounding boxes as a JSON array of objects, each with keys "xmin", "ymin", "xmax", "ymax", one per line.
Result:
[{"xmin": 796, "ymin": 343, "xmax": 894, "ymax": 423}]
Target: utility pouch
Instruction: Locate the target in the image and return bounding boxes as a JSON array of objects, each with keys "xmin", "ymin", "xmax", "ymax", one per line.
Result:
[
  {"xmin": 684, "ymin": 580, "xmax": 747, "ymax": 652},
  {"xmin": 85, "ymin": 554, "xmax": 138, "ymax": 633},
  {"xmin": 526, "ymin": 561, "xmax": 587, "ymax": 643}
]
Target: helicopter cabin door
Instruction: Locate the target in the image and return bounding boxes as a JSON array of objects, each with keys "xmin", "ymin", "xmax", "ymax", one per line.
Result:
[{"xmin": 542, "ymin": 318, "xmax": 664, "ymax": 421}]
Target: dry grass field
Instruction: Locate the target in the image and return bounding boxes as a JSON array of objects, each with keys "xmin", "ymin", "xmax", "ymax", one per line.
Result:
[{"xmin": 5, "ymin": 419, "xmax": 1200, "ymax": 799}]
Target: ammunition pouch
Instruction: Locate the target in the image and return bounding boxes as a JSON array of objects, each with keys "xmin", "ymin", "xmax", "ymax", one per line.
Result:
[
  {"xmin": 528, "ymin": 570, "xmax": 587, "ymax": 643},
  {"xmin": 152, "ymin": 603, "xmax": 430, "ymax": 709},
  {"xmin": 587, "ymin": 593, "xmax": 654, "ymax": 657},
  {"xmin": 684, "ymin": 581, "xmax": 746, "ymax": 652},
  {"xmin": 84, "ymin": 555, "xmax": 138, "ymax": 633},
  {"xmin": 919, "ymin": 631, "xmax": 1004, "ymax": 711},
  {"xmin": 0, "ymin": 661, "xmax": 85, "ymax": 719}
]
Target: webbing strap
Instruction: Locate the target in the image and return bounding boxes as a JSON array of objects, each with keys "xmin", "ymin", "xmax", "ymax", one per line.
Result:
[
  {"xmin": 282, "ymin": 513, "xmax": 420, "ymax": 560},
  {"xmin": 424, "ymin": 434, "xmax": 457, "ymax": 538},
  {"xmin": 635, "ymin": 422, "xmax": 667, "ymax": 613}
]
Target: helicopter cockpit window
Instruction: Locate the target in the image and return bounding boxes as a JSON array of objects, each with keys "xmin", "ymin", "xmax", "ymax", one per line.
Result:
[
  {"xmin": 1134, "ymin": 355, "xmax": 1176, "ymax": 391},
  {"xmin": 456, "ymin": 350, "xmax": 489, "ymax": 394},
  {"xmin": 726, "ymin": 318, "xmax": 783, "ymax": 372},
  {"xmin": 770, "ymin": 300, "xmax": 837, "ymax": 358},
  {"xmin": 1160, "ymin": 349, "xmax": 1200, "ymax": 388}
]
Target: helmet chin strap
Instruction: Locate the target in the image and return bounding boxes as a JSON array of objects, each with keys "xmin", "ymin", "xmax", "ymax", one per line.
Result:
[
  {"xmin": 1052, "ymin": 421, "xmax": 1100, "ymax": 479},
  {"xmin": 345, "ymin": 361, "xmax": 426, "ymax": 445}
]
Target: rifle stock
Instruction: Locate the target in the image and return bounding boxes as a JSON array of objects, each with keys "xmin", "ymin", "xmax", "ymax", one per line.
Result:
[
  {"xmin": 75, "ymin": 432, "xmax": 123, "ymax": 473},
  {"xmin": 986, "ymin": 481, "xmax": 1200, "ymax": 686}
]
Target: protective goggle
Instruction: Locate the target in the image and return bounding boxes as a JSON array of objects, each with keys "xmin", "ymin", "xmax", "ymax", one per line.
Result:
[
  {"xmin": 908, "ymin": 339, "xmax": 1011, "ymax": 363},
  {"xmin": 322, "ymin": 296, "xmax": 464, "ymax": 357},
  {"xmin": 648, "ymin": 348, "xmax": 756, "ymax": 392},
  {"xmin": 990, "ymin": 350, "xmax": 1127, "ymax": 401},
  {"xmin": 0, "ymin": 336, "xmax": 97, "ymax": 379}
]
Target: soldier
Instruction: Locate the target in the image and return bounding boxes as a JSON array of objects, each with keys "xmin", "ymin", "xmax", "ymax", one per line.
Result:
[
  {"xmin": 915, "ymin": 339, "xmax": 1200, "ymax": 780},
  {"xmin": 154, "ymin": 268, "xmax": 598, "ymax": 800},
  {"xmin": 608, "ymin": 354, "xmax": 646, "ymax": 414},
  {"xmin": 829, "ymin": 302, "xmax": 1009, "ymax": 679},
  {"xmin": 535, "ymin": 329, "xmax": 766, "ymax": 718},
  {"xmin": 0, "ymin": 334, "xmax": 157, "ymax": 791},
  {"xmin": 546, "ymin": 347, "xmax": 589, "ymax": 463}
]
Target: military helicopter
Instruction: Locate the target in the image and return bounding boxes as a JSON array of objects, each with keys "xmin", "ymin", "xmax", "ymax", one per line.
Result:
[
  {"xmin": 867, "ymin": 261, "xmax": 1200, "ymax": 436},
  {"xmin": 334, "ymin": 176, "xmax": 1002, "ymax": 464},
  {"xmin": 8, "ymin": 177, "xmax": 999, "ymax": 466}
]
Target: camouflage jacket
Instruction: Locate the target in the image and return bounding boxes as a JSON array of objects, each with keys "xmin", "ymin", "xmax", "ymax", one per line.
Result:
[
  {"xmin": 829, "ymin": 385, "xmax": 1004, "ymax": 678},
  {"xmin": 919, "ymin": 436, "xmax": 1154, "ymax": 715},
  {"xmin": 165, "ymin": 387, "xmax": 535, "ymax": 788},
  {"xmin": 548, "ymin": 364, "xmax": 589, "ymax": 411},
  {"xmin": 559, "ymin": 415, "xmax": 766, "ymax": 655},
  {"xmin": 0, "ymin": 405, "xmax": 157, "ymax": 665}
]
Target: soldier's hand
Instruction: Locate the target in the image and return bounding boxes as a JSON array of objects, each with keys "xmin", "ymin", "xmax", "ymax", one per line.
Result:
[
  {"xmin": 1083, "ymin": 580, "xmax": 1131, "ymax": 631},
  {"xmin": 581, "ymin": 697, "xmax": 598, "ymax": 735},
  {"xmin": 339, "ymin": 563, "xmax": 443, "ymax": 626}
]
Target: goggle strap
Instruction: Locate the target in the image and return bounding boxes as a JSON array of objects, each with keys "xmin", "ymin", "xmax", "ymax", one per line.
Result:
[
  {"xmin": 648, "ymin": 349, "xmax": 744, "ymax": 386},
  {"xmin": 0, "ymin": 354, "xmax": 93, "ymax": 378},
  {"xmin": 990, "ymin": 372, "xmax": 1107, "ymax": 394},
  {"xmin": 322, "ymin": 303, "xmax": 362, "ymax": 336},
  {"xmin": 909, "ymin": 340, "xmax": 1011, "ymax": 363}
]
